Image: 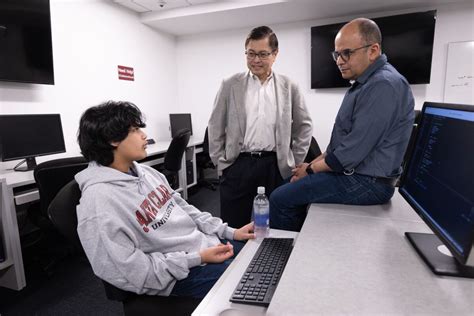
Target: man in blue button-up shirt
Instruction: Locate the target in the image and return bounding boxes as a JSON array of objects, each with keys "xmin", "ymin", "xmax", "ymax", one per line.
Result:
[{"xmin": 270, "ymin": 18, "xmax": 415, "ymax": 231}]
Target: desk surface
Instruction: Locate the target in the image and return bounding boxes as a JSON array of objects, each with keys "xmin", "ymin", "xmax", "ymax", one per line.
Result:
[
  {"xmin": 267, "ymin": 193, "xmax": 474, "ymax": 315},
  {"xmin": 194, "ymin": 193, "xmax": 474, "ymax": 315}
]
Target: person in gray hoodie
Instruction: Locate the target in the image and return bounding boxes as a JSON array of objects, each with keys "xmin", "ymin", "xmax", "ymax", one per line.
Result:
[{"xmin": 75, "ymin": 101, "xmax": 255, "ymax": 299}]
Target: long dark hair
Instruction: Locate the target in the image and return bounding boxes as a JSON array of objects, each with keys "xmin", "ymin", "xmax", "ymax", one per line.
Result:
[{"xmin": 78, "ymin": 101, "xmax": 146, "ymax": 166}]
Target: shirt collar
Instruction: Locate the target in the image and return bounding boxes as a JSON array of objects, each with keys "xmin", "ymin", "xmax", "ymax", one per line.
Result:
[
  {"xmin": 247, "ymin": 70, "xmax": 274, "ymax": 84},
  {"xmin": 355, "ymin": 54, "xmax": 387, "ymax": 85}
]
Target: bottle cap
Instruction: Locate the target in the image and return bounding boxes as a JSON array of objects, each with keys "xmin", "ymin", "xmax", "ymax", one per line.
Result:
[{"xmin": 257, "ymin": 186, "xmax": 265, "ymax": 194}]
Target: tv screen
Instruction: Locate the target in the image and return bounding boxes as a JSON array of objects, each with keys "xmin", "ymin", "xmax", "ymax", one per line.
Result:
[
  {"xmin": 0, "ymin": 0, "xmax": 55, "ymax": 85},
  {"xmin": 311, "ymin": 10, "xmax": 436, "ymax": 89}
]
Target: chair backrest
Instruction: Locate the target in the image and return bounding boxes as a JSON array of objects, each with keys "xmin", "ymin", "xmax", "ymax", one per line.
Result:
[
  {"xmin": 402, "ymin": 109, "xmax": 422, "ymax": 170},
  {"xmin": 202, "ymin": 127, "xmax": 210, "ymax": 155},
  {"xmin": 48, "ymin": 179, "xmax": 130, "ymax": 302},
  {"xmin": 164, "ymin": 128, "xmax": 191, "ymax": 172},
  {"xmin": 47, "ymin": 179, "xmax": 83, "ymax": 249},
  {"xmin": 304, "ymin": 136, "xmax": 322, "ymax": 163},
  {"xmin": 196, "ymin": 126, "xmax": 214, "ymax": 168},
  {"xmin": 34, "ymin": 156, "xmax": 88, "ymax": 217}
]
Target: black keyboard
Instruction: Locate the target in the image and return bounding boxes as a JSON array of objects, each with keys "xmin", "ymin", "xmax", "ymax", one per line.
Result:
[{"xmin": 229, "ymin": 238, "xmax": 294, "ymax": 306}]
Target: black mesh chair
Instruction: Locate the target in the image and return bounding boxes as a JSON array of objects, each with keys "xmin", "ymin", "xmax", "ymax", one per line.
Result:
[
  {"xmin": 397, "ymin": 110, "xmax": 422, "ymax": 186},
  {"xmin": 304, "ymin": 136, "xmax": 322, "ymax": 163},
  {"xmin": 48, "ymin": 180, "xmax": 201, "ymax": 315},
  {"xmin": 29, "ymin": 156, "xmax": 89, "ymax": 229},
  {"xmin": 23, "ymin": 156, "xmax": 88, "ymax": 274},
  {"xmin": 196, "ymin": 127, "xmax": 219, "ymax": 190},
  {"xmin": 159, "ymin": 128, "xmax": 191, "ymax": 189},
  {"xmin": 401, "ymin": 110, "xmax": 422, "ymax": 171}
]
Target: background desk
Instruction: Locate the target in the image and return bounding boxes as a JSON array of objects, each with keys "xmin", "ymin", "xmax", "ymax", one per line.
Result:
[
  {"xmin": 194, "ymin": 192, "xmax": 474, "ymax": 315},
  {"xmin": 0, "ymin": 139, "xmax": 202, "ymax": 290}
]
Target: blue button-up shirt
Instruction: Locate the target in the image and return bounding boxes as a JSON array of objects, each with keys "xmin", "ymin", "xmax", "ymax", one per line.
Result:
[{"xmin": 325, "ymin": 54, "xmax": 415, "ymax": 178}]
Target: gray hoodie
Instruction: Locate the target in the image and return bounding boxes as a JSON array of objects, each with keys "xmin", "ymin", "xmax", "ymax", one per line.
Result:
[{"xmin": 75, "ymin": 161, "xmax": 235, "ymax": 296}]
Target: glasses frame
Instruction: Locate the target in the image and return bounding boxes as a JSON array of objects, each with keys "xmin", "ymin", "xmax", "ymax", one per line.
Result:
[
  {"xmin": 331, "ymin": 44, "xmax": 374, "ymax": 62},
  {"xmin": 245, "ymin": 50, "xmax": 275, "ymax": 60}
]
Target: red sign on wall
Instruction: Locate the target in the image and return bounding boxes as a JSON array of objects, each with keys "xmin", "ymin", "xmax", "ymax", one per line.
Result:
[{"xmin": 118, "ymin": 65, "xmax": 134, "ymax": 81}]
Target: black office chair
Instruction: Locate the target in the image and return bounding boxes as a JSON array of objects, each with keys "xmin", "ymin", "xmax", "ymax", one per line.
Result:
[
  {"xmin": 196, "ymin": 127, "xmax": 219, "ymax": 191},
  {"xmin": 48, "ymin": 180, "xmax": 201, "ymax": 316},
  {"xmin": 158, "ymin": 128, "xmax": 191, "ymax": 189},
  {"xmin": 304, "ymin": 136, "xmax": 322, "ymax": 163},
  {"xmin": 401, "ymin": 110, "xmax": 422, "ymax": 170},
  {"xmin": 397, "ymin": 110, "xmax": 422, "ymax": 186},
  {"xmin": 22, "ymin": 156, "xmax": 88, "ymax": 274},
  {"xmin": 29, "ymin": 156, "xmax": 89, "ymax": 230}
]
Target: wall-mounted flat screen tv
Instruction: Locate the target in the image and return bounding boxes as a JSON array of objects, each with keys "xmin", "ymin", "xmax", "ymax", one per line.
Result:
[
  {"xmin": 0, "ymin": 0, "xmax": 54, "ymax": 85},
  {"xmin": 311, "ymin": 10, "xmax": 436, "ymax": 89}
]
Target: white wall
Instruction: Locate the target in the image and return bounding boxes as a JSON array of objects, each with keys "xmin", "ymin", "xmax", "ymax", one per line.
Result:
[
  {"xmin": 0, "ymin": 0, "xmax": 178, "ymax": 166},
  {"xmin": 176, "ymin": 2, "xmax": 474, "ymax": 149},
  {"xmin": 1, "ymin": 1, "xmax": 473, "ymax": 165}
]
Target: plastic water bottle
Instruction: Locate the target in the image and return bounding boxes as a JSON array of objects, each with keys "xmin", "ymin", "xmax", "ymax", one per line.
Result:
[{"xmin": 253, "ymin": 186, "xmax": 270, "ymax": 239}]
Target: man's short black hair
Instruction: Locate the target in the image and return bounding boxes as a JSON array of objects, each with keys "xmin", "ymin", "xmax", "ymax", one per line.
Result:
[
  {"xmin": 245, "ymin": 26, "xmax": 278, "ymax": 51},
  {"xmin": 78, "ymin": 101, "xmax": 146, "ymax": 166}
]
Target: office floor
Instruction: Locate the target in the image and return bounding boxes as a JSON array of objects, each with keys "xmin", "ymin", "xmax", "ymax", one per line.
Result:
[{"xmin": 0, "ymin": 184, "xmax": 220, "ymax": 316}]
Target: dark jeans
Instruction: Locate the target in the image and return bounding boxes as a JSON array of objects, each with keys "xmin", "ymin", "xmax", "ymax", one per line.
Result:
[
  {"xmin": 220, "ymin": 154, "xmax": 283, "ymax": 228},
  {"xmin": 169, "ymin": 240, "xmax": 245, "ymax": 298},
  {"xmin": 270, "ymin": 172, "xmax": 395, "ymax": 231}
]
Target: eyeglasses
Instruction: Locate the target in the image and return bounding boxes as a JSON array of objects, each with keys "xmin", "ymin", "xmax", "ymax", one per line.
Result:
[
  {"xmin": 331, "ymin": 44, "xmax": 373, "ymax": 62},
  {"xmin": 245, "ymin": 50, "xmax": 274, "ymax": 60}
]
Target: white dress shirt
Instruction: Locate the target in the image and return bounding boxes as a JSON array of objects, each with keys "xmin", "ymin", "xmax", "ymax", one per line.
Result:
[{"xmin": 242, "ymin": 71, "xmax": 277, "ymax": 152}]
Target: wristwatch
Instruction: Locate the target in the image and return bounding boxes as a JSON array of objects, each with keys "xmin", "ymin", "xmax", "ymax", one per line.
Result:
[{"xmin": 306, "ymin": 163, "xmax": 314, "ymax": 174}]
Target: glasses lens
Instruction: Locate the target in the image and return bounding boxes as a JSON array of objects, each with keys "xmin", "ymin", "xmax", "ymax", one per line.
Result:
[
  {"xmin": 246, "ymin": 51, "xmax": 272, "ymax": 60},
  {"xmin": 341, "ymin": 49, "xmax": 351, "ymax": 61},
  {"xmin": 332, "ymin": 50, "xmax": 351, "ymax": 62}
]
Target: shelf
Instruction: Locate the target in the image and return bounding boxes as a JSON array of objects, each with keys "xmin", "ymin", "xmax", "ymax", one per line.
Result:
[
  {"xmin": 0, "ymin": 258, "xmax": 14, "ymax": 271},
  {"xmin": 14, "ymin": 189, "xmax": 39, "ymax": 205}
]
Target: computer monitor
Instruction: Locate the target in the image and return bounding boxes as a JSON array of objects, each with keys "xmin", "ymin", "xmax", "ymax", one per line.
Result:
[
  {"xmin": 0, "ymin": 114, "xmax": 66, "ymax": 171},
  {"xmin": 169, "ymin": 113, "xmax": 193, "ymax": 138},
  {"xmin": 399, "ymin": 102, "xmax": 474, "ymax": 278}
]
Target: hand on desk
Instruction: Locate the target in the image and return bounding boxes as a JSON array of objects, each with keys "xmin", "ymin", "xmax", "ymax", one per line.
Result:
[
  {"xmin": 200, "ymin": 242, "xmax": 234, "ymax": 263},
  {"xmin": 233, "ymin": 222, "xmax": 255, "ymax": 241}
]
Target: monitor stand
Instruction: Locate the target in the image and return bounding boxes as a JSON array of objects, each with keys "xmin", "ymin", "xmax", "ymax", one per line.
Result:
[
  {"xmin": 405, "ymin": 232, "xmax": 474, "ymax": 278},
  {"xmin": 13, "ymin": 157, "xmax": 37, "ymax": 172}
]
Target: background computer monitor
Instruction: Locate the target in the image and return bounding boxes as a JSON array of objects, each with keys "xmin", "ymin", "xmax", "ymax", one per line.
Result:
[
  {"xmin": 169, "ymin": 113, "xmax": 193, "ymax": 138},
  {"xmin": 0, "ymin": 114, "xmax": 66, "ymax": 171},
  {"xmin": 399, "ymin": 102, "xmax": 474, "ymax": 278}
]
